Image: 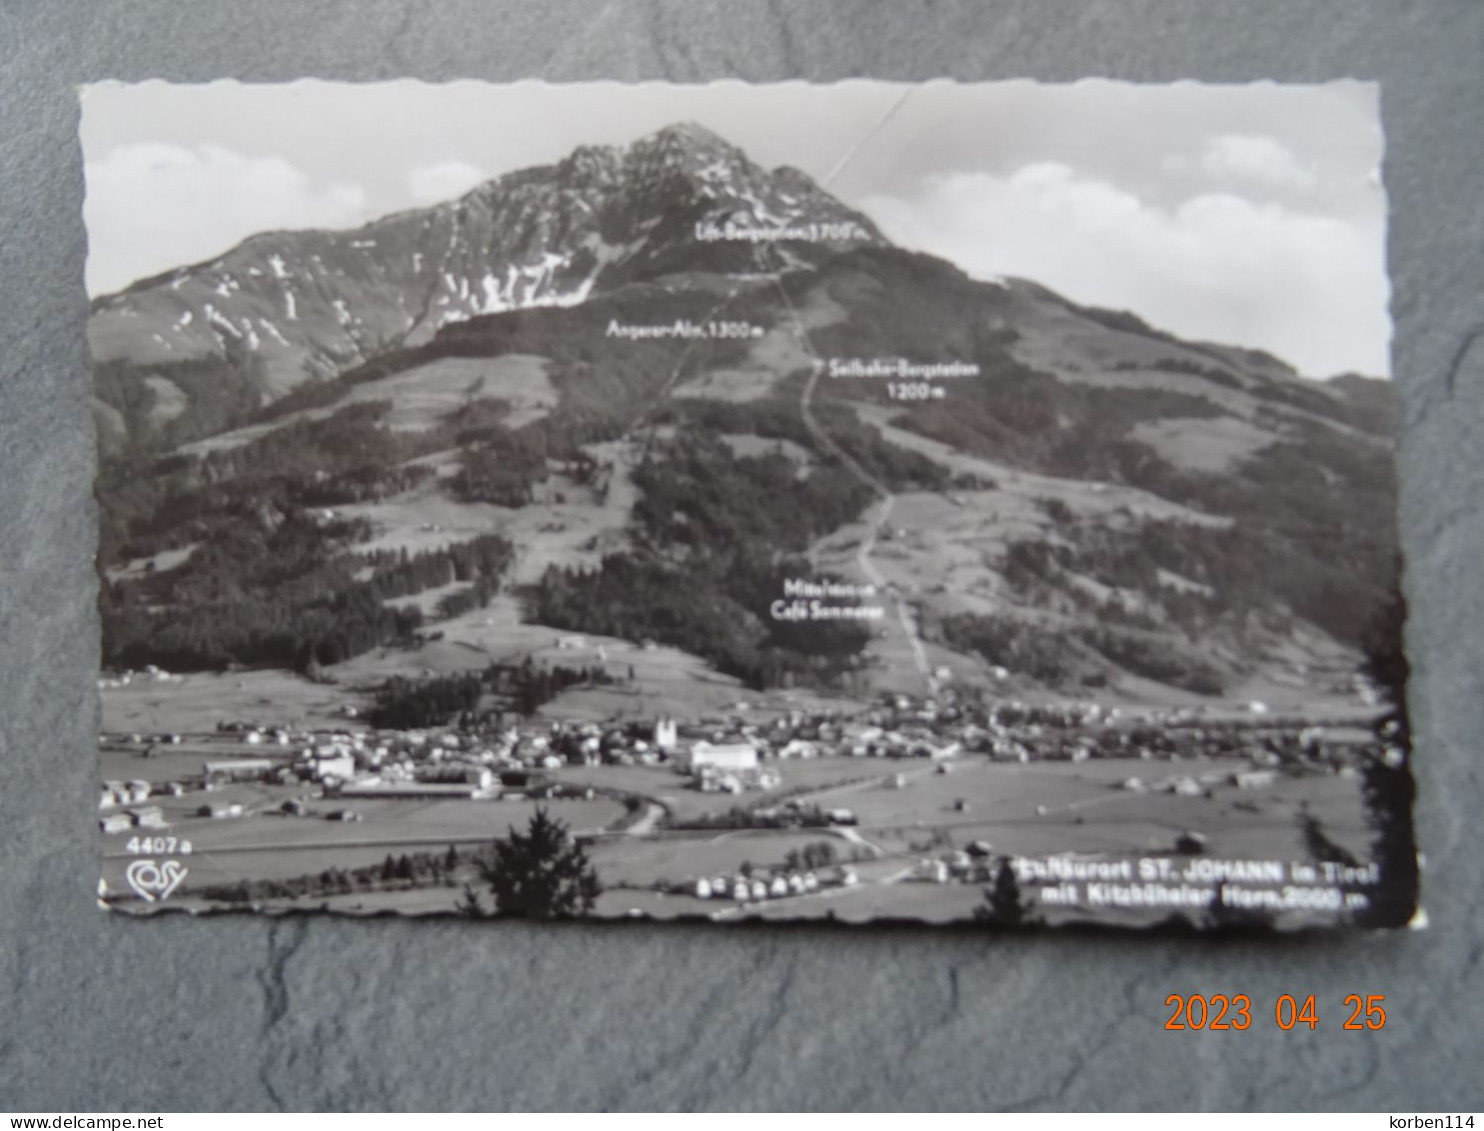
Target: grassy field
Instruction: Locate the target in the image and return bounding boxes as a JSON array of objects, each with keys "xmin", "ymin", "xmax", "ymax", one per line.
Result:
[
  {"xmin": 101, "ymin": 745, "xmax": 1377, "ymax": 930},
  {"xmin": 560, "ymin": 756, "xmax": 888, "ymax": 824},
  {"xmin": 100, "ymin": 670, "xmax": 364, "ymax": 736},
  {"xmin": 586, "ymin": 829, "xmax": 846, "ymax": 889},
  {"xmin": 178, "ymin": 353, "xmax": 559, "ymax": 457},
  {"xmin": 1128, "ymin": 415, "xmax": 1277, "ymax": 474},
  {"xmin": 582, "ymin": 753, "xmax": 1373, "ymax": 927},
  {"xmin": 717, "ymin": 432, "xmax": 814, "ymax": 471},
  {"xmin": 100, "ymin": 770, "xmax": 624, "ymax": 898},
  {"xmin": 100, "ymin": 741, "xmax": 299, "ymax": 785},
  {"xmin": 99, "ymin": 624, "xmax": 849, "ymax": 749},
  {"xmin": 561, "ymin": 744, "xmax": 1369, "ymax": 861}
]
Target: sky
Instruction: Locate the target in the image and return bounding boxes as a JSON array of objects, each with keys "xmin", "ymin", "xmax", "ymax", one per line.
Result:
[{"xmin": 80, "ymin": 79, "xmax": 1390, "ymax": 378}]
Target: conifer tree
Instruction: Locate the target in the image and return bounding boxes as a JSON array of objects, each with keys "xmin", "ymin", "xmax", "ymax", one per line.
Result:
[
  {"xmin": 475, "ymin": 808, "xmax": 601, "ymax": 919},
  {"xmin": 975, "ymin": 858, "xmax": 1032, "ymax": 926}
]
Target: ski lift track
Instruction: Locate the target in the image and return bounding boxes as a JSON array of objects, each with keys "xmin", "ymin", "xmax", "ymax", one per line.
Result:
[{"xmin": 755, "ymin": 244, "xmax": 938, "ymax": 697}]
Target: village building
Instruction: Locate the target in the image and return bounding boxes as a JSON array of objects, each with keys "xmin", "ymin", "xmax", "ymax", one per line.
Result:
[
  {"xmin": 129, "ymin": 805, "xmax": 167, "ymax": 829},
  {"xmin": 203, "ymin": 758, "xmax": 273, "ymax": 780},
  {"xmin": 652, "ymin": 717, "xmax": 678, "ymax": 753},
  {"xmin": 682, "ymin": 740, "xmax": 758, "ymax": 773},
  {"xmin": 414, "ymin": 763, "xmax": 495, "ymax": 789},
  {"xmin": 337, "ymin": 781, "xmax": 495, "ymax": 800},
  {"xmin": 301, "ymin": 752, "xmax": 357, "ymax": 783},
  {"xmin": 1234, "ymin": 769, "xmax": 1278, "ymax": 789},
  {"xmin": 775, "ymin": 738, "xmax": 818, "ymax": 760}
]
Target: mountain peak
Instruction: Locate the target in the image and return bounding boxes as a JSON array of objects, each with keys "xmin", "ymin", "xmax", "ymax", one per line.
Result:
[
  {"xmin": 551, "ymin": 121, "xmax": 747, "ymax": 193},
  {"xmin": 634, "ymin": 120, "xmax": 736, "ymax": 154},
  {"xmin": 89, "ymin": 119, "xmax": 886, "ymax": 434},
  {"xmin": 621, "ymin": 120, "xmax": 756, "ymax": 188}
]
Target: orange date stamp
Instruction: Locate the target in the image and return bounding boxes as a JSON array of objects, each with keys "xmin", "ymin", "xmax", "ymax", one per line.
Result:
[{"xmin": 1163, "ymin": 993, "xmax": 1387, "ymax": 1031}]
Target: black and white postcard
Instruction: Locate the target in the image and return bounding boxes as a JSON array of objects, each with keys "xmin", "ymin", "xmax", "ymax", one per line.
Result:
[{"xmin": 85, "ymin": 79, "xmax": 1418, "ymax": 929}]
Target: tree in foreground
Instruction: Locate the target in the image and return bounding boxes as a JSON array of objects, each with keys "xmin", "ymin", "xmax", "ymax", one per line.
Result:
[
  {"xmin": 465, "ymin": 808, "xmax": 602, "ymax": 919},
  {"xmin": 1202, "ymin": 882, "xmax": 1277, "ymax": 932},
  {"xmin": 974, "ymin": 858, "xmax": 1034, "ymax": 927}
]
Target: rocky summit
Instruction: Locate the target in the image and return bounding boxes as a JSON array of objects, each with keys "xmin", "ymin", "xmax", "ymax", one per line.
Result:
[{"xmin": 89, "ymin": 122, "xmax": 882, "ymax": 447}]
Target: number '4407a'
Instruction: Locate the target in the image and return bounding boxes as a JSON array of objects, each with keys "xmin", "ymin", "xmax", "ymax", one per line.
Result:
[{"xmin": 125, "ymin": 835, "xmax": 192, "ymax": 855}]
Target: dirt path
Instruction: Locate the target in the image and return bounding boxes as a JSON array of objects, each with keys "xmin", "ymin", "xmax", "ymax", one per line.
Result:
[
  {"xmin": 624, "ymin": 801, "xmax": 665, "ymax": 837},
  {"xmin": 761, "ymin": 258, "xmax": 938, "ymax": 697}
]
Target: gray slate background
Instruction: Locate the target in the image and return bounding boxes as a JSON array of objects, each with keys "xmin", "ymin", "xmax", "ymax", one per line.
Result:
[{"xmin": 2, "ymin": 0, "xmax": 1481, "ymax": 1112}]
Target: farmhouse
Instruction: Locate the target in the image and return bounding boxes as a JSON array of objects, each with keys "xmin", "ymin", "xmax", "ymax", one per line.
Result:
[
  {"xmin": 204, "ymin": 757, "xmax": 273, "ymax": 780},
  {"xmin": 337, "ymin": 782, "xmax": 494, "ymax": 800},
  {"xmin": 775, "ymin": 739, "xmax": 818, "ymax": 760},
  {"xmin": 129, "ymin": 805, "xmax": 167, "ymax": 829},
  {"xmin": 682, "ymin": 741, "xmax": 758, "ymax": 772},
  {"xmin": 302, "ymin": 752, "xmax": 357, "ymax": 782},
  {"xmin": 414, "ymin": 763, "xmax": 495, "ymax": 788},
  {"xmin": 99, "ymin": 780, "xmax": 135, "ymax": 810},
  {"xmin": 1234, "ymin": 769, "xmax": 1278, "ymax": 789}
]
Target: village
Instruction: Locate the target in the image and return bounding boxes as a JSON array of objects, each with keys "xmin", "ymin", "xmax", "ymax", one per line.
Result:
[{"xmin": 96, "ymin": 660, "xmax": 1391, "ymax": 923}]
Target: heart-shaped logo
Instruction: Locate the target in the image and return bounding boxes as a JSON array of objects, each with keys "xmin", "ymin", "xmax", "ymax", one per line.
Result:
[{"xmin": 125, "ymin": 858, "xmax": 188, "ymax": 903}]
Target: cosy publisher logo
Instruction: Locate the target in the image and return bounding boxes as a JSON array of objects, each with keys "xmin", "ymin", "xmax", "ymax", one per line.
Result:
[{"xmin": 124, "ymin": 859, "xmax": 187, "ymax": 903}]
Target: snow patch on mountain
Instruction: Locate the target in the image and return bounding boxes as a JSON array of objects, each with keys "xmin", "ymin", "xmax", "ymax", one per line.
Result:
[
  {"xmin": 204, "ymin": 304, "xmax": 241, "ymax": 340},
  {"xmin": 479, "ymin": 273, "xmax": 508, "ymax": 315},
  {"xmin": 91, "ymin": 121, "xmax": 889, "ymax": 433}
]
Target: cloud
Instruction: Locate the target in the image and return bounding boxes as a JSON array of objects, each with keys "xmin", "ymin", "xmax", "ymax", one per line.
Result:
[
  {"xmin": 861, "ymin": 163, "xmax": 1389, "ymax": 377},
  {"xmin": 408, "ymin": 160, "xmax": 487, "ymax": 204},
  {"xmin": 84, "ymin": 143, "xmax": 368, "ymax": 295},
  {"xmin": 1164, "ymin": 134, "xmax": 1319, "ymax": 193}
]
